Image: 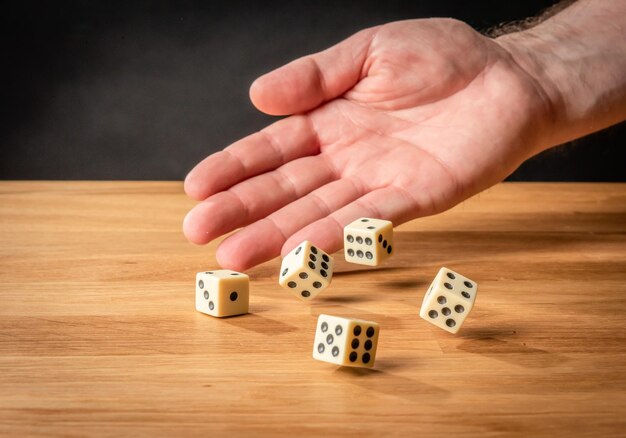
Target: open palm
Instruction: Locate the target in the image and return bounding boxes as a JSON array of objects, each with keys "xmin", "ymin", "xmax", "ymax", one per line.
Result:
[{"xmin": 183, "ymin": 19, "xmax": 552, "ymax": 270}]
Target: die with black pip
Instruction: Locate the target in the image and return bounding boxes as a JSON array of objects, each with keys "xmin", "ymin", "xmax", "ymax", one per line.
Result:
[
  {"xmin": 312, "ymin": 314, "xmax": 380, "ymax": 368},
  {"xmin": 195, "ymin": 270, "xmax": 249, "ymax": 317},
  {"xmin": 344, "ymin": 218, "xmax": 393, "ymax": 266},
  {"xmin": 279, "ymin": 240, "xmax": 334, "ymax": 301}
]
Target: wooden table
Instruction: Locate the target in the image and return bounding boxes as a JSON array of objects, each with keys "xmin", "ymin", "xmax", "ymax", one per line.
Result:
[{"xmin": 1, "ymin": 182, "xmax": 625, "ymax": 437}]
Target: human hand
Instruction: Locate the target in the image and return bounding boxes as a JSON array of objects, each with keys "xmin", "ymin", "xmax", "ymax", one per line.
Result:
[{"xmin": 183, "ymin": 18, "xmax": 556, "ymax": 270}]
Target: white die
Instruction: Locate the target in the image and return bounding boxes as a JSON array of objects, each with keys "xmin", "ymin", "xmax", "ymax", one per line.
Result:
[
  {"xmin": 195, "ymin": 270, "xmax": 249, "ymax": 317},
  {"xmin": 312, "ymin": 314, "xmax": 380, "ymax": 368},
  {"xmin": 344, "ymin": 218, "xmax": 394, "ymax": 266},
  {"xmin": 279, "ymin": 241, "xmax": 334, "ymax": 301},
  {"xmin": 419, "ymin": 267, "xmax": 478, "ymax": 334}
]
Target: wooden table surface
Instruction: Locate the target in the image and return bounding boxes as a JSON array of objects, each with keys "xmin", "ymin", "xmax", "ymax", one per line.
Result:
[{"xmin": 1, "ymin": 182, "xmax": 625, "ymax": 437}]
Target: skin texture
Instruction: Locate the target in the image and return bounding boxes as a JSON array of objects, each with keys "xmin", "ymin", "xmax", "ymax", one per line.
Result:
[{"xmin": 183, "ymin": 1, "xmax": 626, "ymax": 271}]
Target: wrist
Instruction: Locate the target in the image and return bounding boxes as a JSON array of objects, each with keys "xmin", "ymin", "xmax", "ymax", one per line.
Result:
[
  {"xmin": 495, "ymin": 0, "xmax": 626, "ymax": 151},
  {"xmin": 495, "ymin": 30, "xmax": 567, "ymax": 151}
]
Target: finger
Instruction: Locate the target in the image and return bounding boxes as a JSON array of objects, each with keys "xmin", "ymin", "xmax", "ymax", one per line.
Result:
[
  {"xmin": 249, "ymin": 27, "xmax": 377, "ymax": 116},
  {"xmin": 184, "ymin": 115, "xmax": 319, "ymax": 201},
  {"xmin": 215, "ymin": 177, "xmax": 365, "ymax": 271},
  {"xmin": 283, "ymin": 185, "xmax": 423, "ymax": 257},
  {"xmin": 183, "ymin": 155, "xmax": 337, "ymax": 245}
]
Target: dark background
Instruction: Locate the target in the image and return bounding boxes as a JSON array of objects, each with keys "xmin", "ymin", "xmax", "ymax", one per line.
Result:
[{"xmin": 2, "ymin": 0, "xmax": 624, "ymax": 181}]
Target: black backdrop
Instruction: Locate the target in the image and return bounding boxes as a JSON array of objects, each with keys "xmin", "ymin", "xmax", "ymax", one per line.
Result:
[{"xmin": 2, "ymin": 0, "xmax": 624, "ymax": 181}]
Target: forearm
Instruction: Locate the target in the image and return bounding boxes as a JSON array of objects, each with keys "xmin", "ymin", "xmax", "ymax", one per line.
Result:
[{"xmin": 497, "ymin": 0, "xmax": 626, "ymax": 150}]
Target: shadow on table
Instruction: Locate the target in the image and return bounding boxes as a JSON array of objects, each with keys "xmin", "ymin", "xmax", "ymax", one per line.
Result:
[
  {"xmin": 314, "ymin": 295, "xmax": 371, "ymax": 304},
  {"xmin": 310, "ymin": 278, "xmax": 427, "ymax": 306},
  {"xmin": 377, "ymin": 279, "xmax": 428, "ymax": 290},
  {"xmin": 334, "ymin": 362, "xmax": 449, "ymax": 402},
  {"xmin": 393, "ymin": 227, "xmax": 624, "ymax": 267},
  {"xmin": 455, "ymin": 327, "xmax": 568, "ymax": 368},
  {"xmin": 219, "ymin": 313, "xmax": 299, "ymax": 335},
  {"xmin": 308, "ymin": 303, "xmax": 404, "ymax": 325},
  {"xmin": 332, "ymin": 266, "xmax": 407, "ymax": 276}
]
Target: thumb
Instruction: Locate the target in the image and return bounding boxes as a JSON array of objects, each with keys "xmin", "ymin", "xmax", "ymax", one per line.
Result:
[{"xmin": 249, "ymin": 27, "xmax": 377, "ymax": 116}]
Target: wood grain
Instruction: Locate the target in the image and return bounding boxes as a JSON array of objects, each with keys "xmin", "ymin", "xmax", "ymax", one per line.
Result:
[{"xmin": 0, "ymin": 182, "xmax": 625, "ymax": 437}]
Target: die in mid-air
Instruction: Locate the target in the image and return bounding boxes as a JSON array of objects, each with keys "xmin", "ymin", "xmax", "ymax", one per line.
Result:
[
  {"xmin": 419, "ymin": 267, "xmax": 477, "ymax": 334},
  {"xmin": 344, "ymin": 218, "xmax": 393, "ymax": 266},
  {"xmin": 195, "ymin": 270, "xmax": 249, "ymax": 317},
  {"xmin": 279, "ymin": 241, "xmax": 334, "ymax": 301},
  {"xmin": 312, "ymin": 314, "xmax": 380, "ymax": 368}
]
